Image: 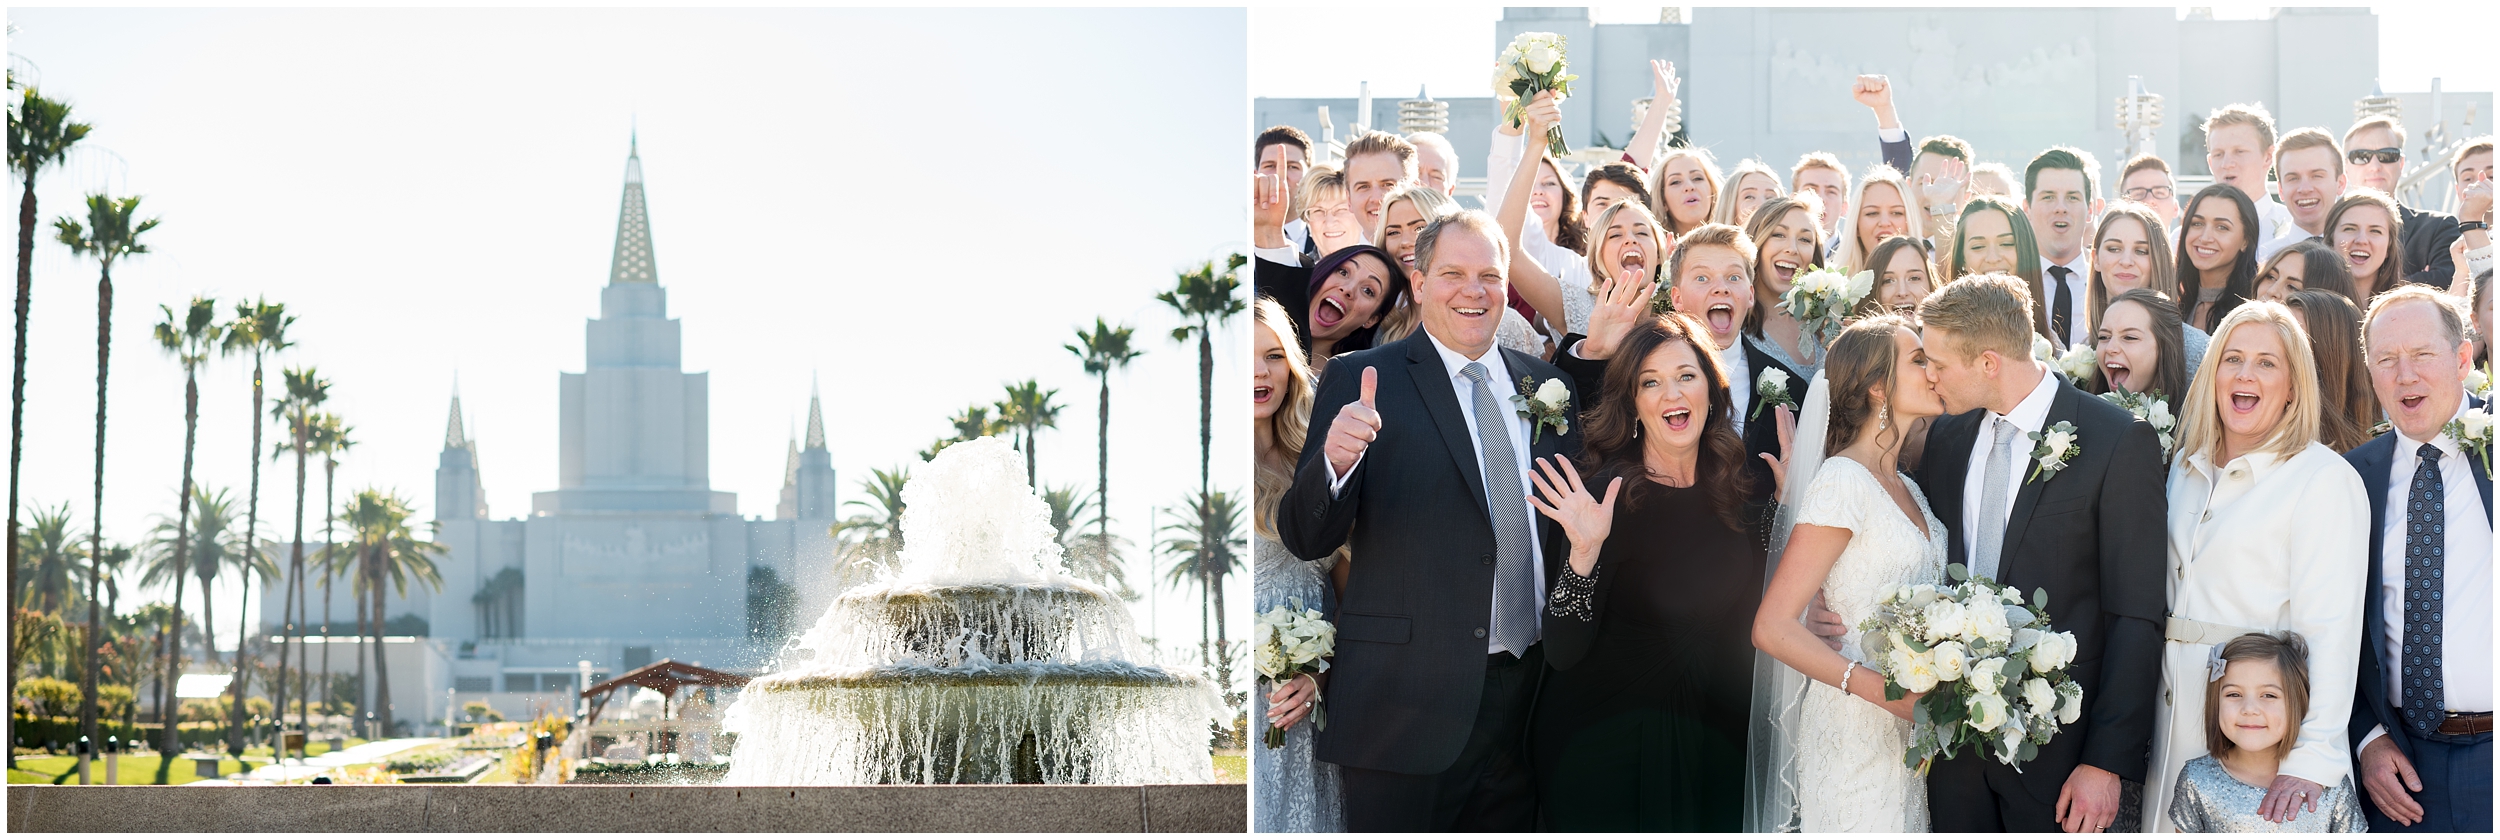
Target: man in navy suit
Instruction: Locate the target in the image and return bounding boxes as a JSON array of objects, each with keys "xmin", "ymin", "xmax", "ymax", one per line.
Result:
[{"xmin": 2346, "ymin": 285, "xmax": 2493, "ymax": 832}]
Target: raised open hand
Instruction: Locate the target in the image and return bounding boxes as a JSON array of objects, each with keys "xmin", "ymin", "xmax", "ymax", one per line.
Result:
[
  {"xmin": 1758, "ymin": 402, "xmax": 1799, "ymax": 499},
  {"xmin": 1650, "ymin": 60, "xmax": 1680, "ymax": 109},
  {"xmin": 1581, "ymin": 266, "xmax": 1656, "ymax": 361},
  {"xmin": 1324, "ymin": 367, "xmax": 1383, "ymax": 479},
  {"xmin": 1525, "ymin": 455, "xmax": 1621, "ymax": 576}
]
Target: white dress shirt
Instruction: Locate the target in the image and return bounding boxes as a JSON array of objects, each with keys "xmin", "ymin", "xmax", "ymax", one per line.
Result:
[
  {"xmin": 2359, "ymin": 397, "xmax": 2495, "ymax": 753},
  {"xmin": 1959, "ymin": 366, "xmax": 2058, "ymax": 562},
  {"xmin": 1284, "ymin": 218, "xmax": 1311, "ymax": 253},
  {"xmin": 2039, "ymin": 253, "xmax": 2092, "ymax": 349},
  {"xmin": 2149, "ymin": 441, "xmax": 2370, "ymax": 828},
  {"xmin": 2256, "ymin": 214, "xmax": 2322, "ymax": 264},
  {"xmin": 1722, "ymin": 338, "xmax": 1754, "ymax": 437},
  {"xmin": 1331, "ymin": 330, "xmax": 1548, "ymax": 652},
  {"xmin": 2253, "ymin": 194, "xmax": 2297, "ymax": 257}
]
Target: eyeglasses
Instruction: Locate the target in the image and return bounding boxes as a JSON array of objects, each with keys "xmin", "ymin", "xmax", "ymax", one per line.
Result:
[
  {"xmin": 2348, "ymin": 147, "xmax": 2403, "ymax": 166},
  {"xmin": 2123, "ymin": 185, "xmax": 2174, "ymax": 201}
]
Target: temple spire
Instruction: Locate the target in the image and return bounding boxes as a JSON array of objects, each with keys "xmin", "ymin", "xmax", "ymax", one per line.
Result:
[
  {"xmin": 446, "ymin": 388, "xmax": 469, "ymax": 450},
  {"xmin": 804, "ymin": 376, "xmax": 828, "ymax": 452},
  {"xmin": 608, "ymin": 134, "xmax": 658, "ymax": 285}
]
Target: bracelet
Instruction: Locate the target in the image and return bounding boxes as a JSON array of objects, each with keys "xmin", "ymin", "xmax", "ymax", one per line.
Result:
[
  {"xmin": 2461, "ymin": 220, "xmax": 2489, "ymax": 232},
  {"xmin": 1840, "ymin": 661, "xmax": 1860, "ymax": 696}
]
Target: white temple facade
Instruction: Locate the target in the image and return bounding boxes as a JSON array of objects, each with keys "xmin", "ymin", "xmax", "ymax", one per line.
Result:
[{"xmin": 265, "ymin": 139, "xmax": 843, "ymax": 728}]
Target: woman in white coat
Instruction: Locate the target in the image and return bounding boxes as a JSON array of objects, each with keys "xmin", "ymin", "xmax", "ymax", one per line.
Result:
[{"xmin": 2145, "ymin": 301, "xmax": 2371, "ymax": 831}]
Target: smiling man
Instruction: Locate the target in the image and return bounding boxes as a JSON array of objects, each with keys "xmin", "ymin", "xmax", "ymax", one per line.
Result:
[
  {"xmin": 2346, "ymin": 116, "xmax": 2466, "ymax": 289},
  {"xmin": 1342, "ymin": 130, "xmax": 1418, "ymax": 235},
  {"xmin": 2025, "ymin": 147, "xmax": 2103, "ymax": 349},
  {"xmin": 2263, "ymin": 128, "xmax": 2347, "ymax": 262},
  {"xmin": 1281, "ymin": 210, "xmax": 1579, "ymax": 831}
]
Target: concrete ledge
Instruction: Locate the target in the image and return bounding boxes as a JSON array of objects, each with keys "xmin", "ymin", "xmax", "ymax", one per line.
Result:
[{"xmin": 7, "ymin": 783, "xmax": 1245, "ymax": 832}]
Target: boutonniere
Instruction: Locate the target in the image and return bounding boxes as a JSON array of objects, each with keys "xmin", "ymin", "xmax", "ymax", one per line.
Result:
[
  {"xmin": 2446, "ymin": 407, "xmax": 2493, "ymax": 473},
  {"xmin": 1511, "ymin": 375, "xmax": 1573, "ymax": 443},
  {"xmin": 1752, "ymin": 367, "xmax": 1796, "ymax": 421},
  {"xmin": 2026, "ymin": 420, "xmax": 2081, "ymax": 483}
]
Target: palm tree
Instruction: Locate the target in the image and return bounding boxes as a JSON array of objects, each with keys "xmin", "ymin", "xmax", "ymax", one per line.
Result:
[
  {"xmin": 340, "ymin": 488, "xmax": 442, "ymax": 738},
  {"xmin": 14, "ymin": 502, "xmax": 80, "ymax": 613},
  {"xmin": 1043, "ymin": 486, "xmax": 1133, "ymax": 599},
  {"xmin": 1158, "ymin": 490, "xmax": 1245, "ymax": 670},
  {"xmin": 267, "ymin": 366, "xmax": 326, "ymax": 753},
  {"xmin": 150, "ymin": 295, "xmax": 219, "ymax": 747},
  {"xmin": 8, "ymin": 87, "xmax": 90, "ymax": 765},
  {"xmin": 996, "ymin": 379, "xmax": 1063, "ymax": 488},
  {"xmin": 138, "ymin": 485, "xmax": 250, "ymax": 753},
  {"xmin": 219, "ymin": 298, "xmax": 290, "ymax": 753},
  {"xmin": 57, "ymin": 191, "xmax": 159, "ymax": 749},
  {"xmin": 1155, "ymin": 255, "xmax": 1247, "ymax": 497},
  {"xmin": 829, "ymin": 466, "xmax": 911, "ymax": 571},
  {"xmin": 922, "ymin": 404, "xmax": 1007, "ymax": 461},
  {"xmin": 308, "ymin": 413, "xmax": 352, "ymax": 714},
  {"xmin": 1065, "ymin": 318, "xmax": 1141, "ymax": 590}
]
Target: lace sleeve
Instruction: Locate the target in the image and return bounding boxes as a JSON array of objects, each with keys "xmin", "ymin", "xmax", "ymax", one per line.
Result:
[{"xmin": 1790, "ymin": 460, "xmax": 1865, "ymax": 532}]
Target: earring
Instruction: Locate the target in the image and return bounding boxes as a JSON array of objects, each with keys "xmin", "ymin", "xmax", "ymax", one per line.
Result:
[
  {"xmin": 1880, "ymin": 404, "xmax": 1891, "ymax": 430},
  {"xmin": 1634, "ymin": 421, "xmax": 1643, "ymax": 439}
]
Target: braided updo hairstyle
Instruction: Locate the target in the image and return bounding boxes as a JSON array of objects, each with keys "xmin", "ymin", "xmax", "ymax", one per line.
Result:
[{"xmin": 1822, "ymin": 314, "xmax": 1916, "ymax": 457}]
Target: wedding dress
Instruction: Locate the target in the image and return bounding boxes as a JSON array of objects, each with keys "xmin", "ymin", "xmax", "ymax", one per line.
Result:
[
  {"xmin": 1250, "ymin": 534, "xmax": 1344, "ymax": 833},
  {"xmin": 1744, "ymin": 371, "xmax": 1945, "ymax": 833},
  {"xmin": 1790, "ymin": 456, "xmax": 1947, "ymax": 832}
]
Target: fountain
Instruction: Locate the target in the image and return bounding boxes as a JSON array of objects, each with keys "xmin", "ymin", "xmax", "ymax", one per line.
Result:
[{"xmin": 721, "ymin": 437, "xmax": 1222, "ymax": 785}]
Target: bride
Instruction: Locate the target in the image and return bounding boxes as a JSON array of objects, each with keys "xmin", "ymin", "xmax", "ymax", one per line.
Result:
[{"xmin": 1746, "ymin": 314, "xmax": 1951, "ymax": 832}]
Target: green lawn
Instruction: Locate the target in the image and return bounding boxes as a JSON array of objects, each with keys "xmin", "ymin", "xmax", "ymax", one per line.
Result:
[
  {"xmin": 6, "ymin": 754, "xmax": 256, "ymax": 785},
  {"xmin": 1211, "ymin": 752, "xmax": 1246, "ymax": 784}
]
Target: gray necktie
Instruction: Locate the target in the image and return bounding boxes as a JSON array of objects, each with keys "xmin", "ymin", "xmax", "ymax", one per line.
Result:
[
  {"xmin": 1463, "ymin": 362, "xmax": 1537, "ymax": 656},
  {"xmin": 1972, "ymin": 417, "xmax": 2018, "ymax": 581}
]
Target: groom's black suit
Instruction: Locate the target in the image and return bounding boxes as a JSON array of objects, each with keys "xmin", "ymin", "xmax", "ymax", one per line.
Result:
[
  {"xmin": 1280, "ymin": 330, "xmax": 1579, "ymax": 832},
  {"xmin": 1915, "ymin": 374, "xmax": 2169, "ymax": 831}
]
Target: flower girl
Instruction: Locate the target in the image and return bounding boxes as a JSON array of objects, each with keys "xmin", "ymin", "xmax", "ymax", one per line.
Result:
[{"xmin": 2165, "ymin": 632, "xmax": 2366, "ymax": 833}]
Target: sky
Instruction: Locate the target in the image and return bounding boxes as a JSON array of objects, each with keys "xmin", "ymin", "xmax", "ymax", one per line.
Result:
[
  {"xmin": 7, "ymin": 7, "xmax": 1250, "ymax": 655},
  {"xmin": 1250, "ymin": 5, "xmax": 2497, "ymax": 98}
]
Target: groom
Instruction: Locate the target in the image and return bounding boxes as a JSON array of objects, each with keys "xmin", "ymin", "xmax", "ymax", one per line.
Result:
[
  {"xmin": 1279, "ymin": 210, "xmax": 1579, "ymax": 832},
  {"xmin": 1913, "ymin": 275, "xmax": 2168, "ymax": 832}
]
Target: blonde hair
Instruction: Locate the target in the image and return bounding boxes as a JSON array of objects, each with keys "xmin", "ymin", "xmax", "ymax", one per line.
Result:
[
  {"xmin": 1583, "ymin": 199, "xmax": 1667, "ymax": 299},
  {"xmin": 2343, "ymin": 114, "xmax": 2407, "ymax": 150},
  {"xmin": 1253, "ymin": 298, "xmax": 1317, "ymax": 543},
  {"xmin": 1666, "ymin": 223, "xmax": 1756, "ymax": 293},
  {"xmin": 2276, "ymin": 127, "xmax": 2343, "ymax": 176},
  {"xmin": 2178, "ymin": 301, "xmax": 2322, "ymax": 463},
  {"xmin": 1791, "ymin": 152, "xmax": 1849, "ymax": 193},
  {"xmin": 2205, "ymin": 631, "xmax": 2311, "ymax": 760},
  {"xmin": 1374, "ymin": 185, "xmax": 1460, "ymax": 343},
  {"xmin": 1918, "ymin": 273, "xmax": 2039, "ymax": 363},
  {"xmin": 1967, "ymin": 162, "xmax": 2020, "ymax": 200},
  {"xmin": 1295, "ymin": 165, "xmax": 1346, "ymax": 222},
  {"xmin": 2087, "ymin": 202, "xmax": 2180, "ymax": 333},
  {"xmin": 1712, "ymin": 158, "xmax": 1784, "ymax": 226},
  {"xmin": 1836, "ymin": 164, "xmax": 1923, "ymax": 273},
  {"xmin": 1341, "ymin": 130, "xmax": 1417, "ymax": 177},
  {"xmin": 2205, "ymin": 103, "xmax": 2280, "ymax": 152},
  {"xmin": 1650, "ymin": 146, "xmax": 1725, "ymax": 237}
]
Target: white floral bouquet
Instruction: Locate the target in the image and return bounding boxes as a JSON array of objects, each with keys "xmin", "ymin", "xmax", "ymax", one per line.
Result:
[
  {"xmin": 1493, "ymin": 32, "xmax": 1578, "ymax": 157},
  {"xmin": 2100, "ymin": 388, "xmax": 2177, "ymax": 458},
  {"xmin": 2052, "ymin": 343, "xmax": 2098, "ymax": 384},
  {"xmin": 1857, "ymin": 565, "xmax": 2085, "ymax": 775},
  {"xmin": 1780, "ymin": 267, "xmax": 1873, "ymax": 363},
  {"xmin": 1254, "ymin": 598, "xmax": 1336, "ymax": 749}
]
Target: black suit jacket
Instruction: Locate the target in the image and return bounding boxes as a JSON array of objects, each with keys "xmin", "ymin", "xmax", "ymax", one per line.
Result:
[
  {"xmin": 1280, "ymin": 331, "xmax": 1580, "ymax": 775},
  {"xmin": 1916, "ymin": 376, "xmax": 2170, "ymax": 800},
  {"xmin": 1554, "ymin": 331, "xmax": 1805, "ymax": 500},
  {"xmin": 2344, "ymin": 397, "xmax": 2495, "ymax": 762},
  {"xmin": 2400, "ymin": 204, "xmax": 2463, "ymax": 290}
]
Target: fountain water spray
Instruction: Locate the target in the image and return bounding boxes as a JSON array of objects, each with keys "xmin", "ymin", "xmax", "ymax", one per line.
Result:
[{"xmin": 722, "ymin": 437, "xmax": 1221, "ymax": 784}]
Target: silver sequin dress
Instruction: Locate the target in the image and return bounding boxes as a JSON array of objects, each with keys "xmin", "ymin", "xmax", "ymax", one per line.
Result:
[
  {"xmin": 1251, "ymin": 534, "xmax": 1344, "ymax": 833},
  {"xmin": 2165, "ymin": 755, "xmax": 2366, "ymax": 833}
]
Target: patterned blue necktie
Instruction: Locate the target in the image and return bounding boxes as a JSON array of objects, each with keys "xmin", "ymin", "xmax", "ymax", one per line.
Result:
[{"xmin": 2402, "ymin": 442, "xmax": 2448, "ymax": 735}]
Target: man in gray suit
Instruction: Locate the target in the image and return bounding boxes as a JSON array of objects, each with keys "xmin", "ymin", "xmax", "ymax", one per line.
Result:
[{"xmin": 1280, "ymin": 210, "xmax": 1580, "ymax": 831}]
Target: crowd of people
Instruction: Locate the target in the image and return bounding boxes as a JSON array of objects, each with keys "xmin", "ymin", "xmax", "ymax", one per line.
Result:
[{"xmin": 1250, "ymin": 61, "xmax": 2494, "ymax": 833}]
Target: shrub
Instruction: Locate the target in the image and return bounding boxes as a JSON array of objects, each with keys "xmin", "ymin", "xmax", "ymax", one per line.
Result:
[{"xmin": 17, "ymin": 677, "xmax": 79, "ymax": 718}]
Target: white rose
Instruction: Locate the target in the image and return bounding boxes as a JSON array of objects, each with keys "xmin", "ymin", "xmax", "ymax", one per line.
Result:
[
  {"xmin": 1921, "ymin": 599, "xmax": 1967, "ymax": 643},
  {"xmin": 1929, "ymin": 640, "xmax": 1968, "ymax": 681},
  {"xmin": 2030, "ymin": 631, "xmax": 2078, "ymax": 673},
  {"xmin": 1525, "ymin": 45, "xmax": 1560, "ymax": 74},
  {"xmin": 1535, "ymin": 378, "xmax": 1571, "ymax": 407},
  {"xmin": 1967, "ymin": 657, "xmax": 2008, "ymax": 695},
  {"xmin": 1963, "ymin": 600, "xmax": 2013, "ymax": 645},
  {"xmin": 2031, "ymin": 334, "xmax": 2056, "ymax": 365},
  {"xmin": 2146, "ymin": 399, "xmax": 2175, "ymax": 430},
  {"xmin": 1759, "ymin": 367, "xmax": 1790, "ymax": 393},
  {"xmin": 1893, "ymin": 649, "xmax": 1941, "ymax": 694},
  {"xmin": 2460, "ymin": 410, "xmax": 2493, "ymax": 440},
  {"xmin": 2467, "ymin": 367, "xmax": 2490, "ymax": 396},
  {"xmin": 2001, "ymin": 715, "xmax": 2029, "ymax": 756},
  {"xmin": 2021, "ymin": 677, "xmax": 2058, "ymax": 714},
  {"xmin": 2056, "ymin": 680, "xmax": 2085, "ymax": 724},
  {"xmin": 2042, "ymin": 428, "xmax": 2075, "ymax": 462},
  {"xmin": 1967, "ymin": 692, "xmax": 2009, "ymax": 731}
]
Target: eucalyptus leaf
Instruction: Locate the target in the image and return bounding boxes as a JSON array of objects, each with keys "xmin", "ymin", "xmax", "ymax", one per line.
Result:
[{"xmin": 1948, "ymin": 563, "xmax": 1970, "ymax": 582}]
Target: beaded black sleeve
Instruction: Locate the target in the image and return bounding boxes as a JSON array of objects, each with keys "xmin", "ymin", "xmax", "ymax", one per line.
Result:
[{"xmin": 1546, "ymin": 562, "xmax": 1600, "ymax": 621}]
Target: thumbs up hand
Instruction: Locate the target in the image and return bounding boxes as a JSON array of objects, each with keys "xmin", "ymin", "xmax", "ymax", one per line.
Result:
[{"xmin": 1325, "ymin": 367, "xmax": 1383, "ymax": 480}]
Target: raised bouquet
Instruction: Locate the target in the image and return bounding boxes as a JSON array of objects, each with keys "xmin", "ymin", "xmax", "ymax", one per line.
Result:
[
  {"xmin": 1857, "ymin": 565, "xmax": 2085, "ymax": 774},
  {"xmin": 1493, "ymin": 32, "xmax": 1578, "ymax": 157},
  {"xmin": 2100, "ymin": 387, "xmax": 2177, "ymax": 458},
  {"xmin": 2052, "ymin": 343, "xmax": 2099, "ymax": 385},
  {"xmin": 1781, "ymin": 266, "xmax": 1872, "ymax": 363},
  {"xmin": 1254, "ymin": 598, "xmax": 1336, "ymax": 749}
]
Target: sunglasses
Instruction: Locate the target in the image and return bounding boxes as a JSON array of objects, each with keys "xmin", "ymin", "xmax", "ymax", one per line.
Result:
[{"xmin": 2348, "ymin": 147, "xmax": 2402, "ymax": 166}]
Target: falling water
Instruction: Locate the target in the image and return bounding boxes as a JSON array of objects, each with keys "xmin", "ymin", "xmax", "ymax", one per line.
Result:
[{"xmin": 721, "ymin": 437, "xmax": 1221, "ymax": 784}]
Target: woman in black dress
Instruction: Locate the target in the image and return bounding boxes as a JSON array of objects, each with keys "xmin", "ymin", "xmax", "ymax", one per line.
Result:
[{"xmin": 1525, "ymin": 311, "xmax": 1766, "ymax": 831}]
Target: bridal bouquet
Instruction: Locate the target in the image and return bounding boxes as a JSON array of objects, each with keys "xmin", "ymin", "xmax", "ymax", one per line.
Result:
[
  {"xmin": 1493, "ymin": 32, "xmax": 1578, "ymax": 157},
  {"xmin": 1858, "ymin": 565, "xmax": 2085, "ymax": 775},
  {"xmin": 1255, "ymin": 598, "xmax": 1336, "ymax": 749},
  {"xmin": 2052, "ymin": 344, "xmax": 2099, "ymax": 384},
  {"xmin": 1780, "ymin": 266, "xmax": 1872, "ymax": 362},
  {"xmin": 2100, "ymin": 387, "xmax": 2177, "ymax": 457}
]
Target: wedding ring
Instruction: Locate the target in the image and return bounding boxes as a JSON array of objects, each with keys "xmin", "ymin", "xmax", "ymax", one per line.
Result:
[{"xmin": 1303, "ymin": 700, "xmax": 1313, "ymax": 709}]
